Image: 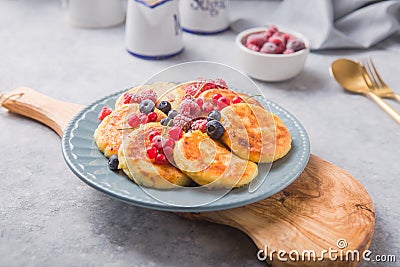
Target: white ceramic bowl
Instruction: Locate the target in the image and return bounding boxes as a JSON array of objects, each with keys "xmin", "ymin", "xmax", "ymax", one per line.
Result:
[{"xmin": 235, "ymin": 27, "xmax": 310, "ymax": 82}]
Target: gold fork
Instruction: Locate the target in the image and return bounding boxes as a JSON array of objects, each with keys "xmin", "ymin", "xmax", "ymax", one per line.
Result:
[{"xmin": 360, "ymin": 58, "xmax": 400, "ymax": 102}]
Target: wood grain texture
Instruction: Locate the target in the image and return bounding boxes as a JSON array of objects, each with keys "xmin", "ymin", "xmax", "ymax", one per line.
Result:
[{"xmin": 1, "ymin": 87, "xmax": 375, "ymax": 266}]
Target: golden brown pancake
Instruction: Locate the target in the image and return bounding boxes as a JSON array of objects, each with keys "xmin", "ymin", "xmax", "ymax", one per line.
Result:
[
  {"xmin": 118, "ymin": 123, "xmax": 191, "ymax": 189},
  {"xmin": 173, "ymin": 130, "xmax": 258, "ymax": 189},
  {"xmin": 220, "ymin": 103, "xmax": 291, "ymax": 163},
  {"xmin": 94, "ymin": 104, "xmax": 166, "ymax": 158},
  {"xmin": 199, "ymin": 89, "xmax": 263, "ymax": 107}
]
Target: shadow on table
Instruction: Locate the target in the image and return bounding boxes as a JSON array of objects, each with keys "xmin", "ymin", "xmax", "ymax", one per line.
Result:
[{"xmin": 85, "ymin": 193, "xmax": 265, "ymax": 266}]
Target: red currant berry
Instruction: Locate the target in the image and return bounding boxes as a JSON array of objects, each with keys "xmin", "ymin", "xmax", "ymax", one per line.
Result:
[
  {"xmin": 212, "ymin": 93, "xmax": 223, "ymax": 105},
  {"xmin": 146, "ymin": 146, "xmax": 158, "ymax": 159},
  {"xmin": 155, "ymin": 154, "xmax": 167, "ymax": 165},
  {"xmin": 194, "ymin": 98, "xmax": 204, "ymax": 108},
  {"xmin": 147, "ymin": 112, "xmax": 158, "ymax": 122},
  {"xmin": 148, "ymin": 131, "xmax": 160, "ymax": 142},
  {"xmin": 128, "ymin": 114, "xmax": 140, "ymax": 128},
  {"xmin": 217, "ymin": 97, "xmax": 230, "ymax": 110},
  {"xmin": 232, "ymin": 96, "xmax": 243, "ymax": 104},
  {"xmin": 139, "ymin": 113, "xmax": 147, "ymax": 124},
  {"xmin": 152, "ymin": 135, "xmax": 163, "ymax": 150},
  {"xmin": 98, "ymin": 106, "xmax": 112, "ymax": 121}
]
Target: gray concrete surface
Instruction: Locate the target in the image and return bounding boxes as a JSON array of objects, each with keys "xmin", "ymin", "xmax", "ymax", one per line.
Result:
[{"xmin": 1, "ymin": 0, "xmax": 399, "ymax": 266}]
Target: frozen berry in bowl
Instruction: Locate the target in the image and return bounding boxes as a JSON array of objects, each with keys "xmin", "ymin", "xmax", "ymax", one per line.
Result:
[
  {"xmin": 236, "ymin": 26, "xmax": 309, "ymax": 81},
  {"xmin": 139, "ymin": 99, "xmax": 155, "ymax": 115}
]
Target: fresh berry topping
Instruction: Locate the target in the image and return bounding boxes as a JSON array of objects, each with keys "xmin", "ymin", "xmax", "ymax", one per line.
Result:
[
  {"xmin": 212, "ymin": 93, "xmax": 223, "ymax": 105},
  {"xmin": 168, "ymin": 110, "xmax": 179, "ymax": 119},
  {"xmin": 260, "ymin": 42, "xmax": 277, "ymax": 54},
  {"xmin": 147, "ymin": 112, "xmax": 158, "ymax": 122},
  {"xmin": 246, "ymin": 33, "xmax": 267, "ymax": 47},
  {"xmin": 287, "ymin": 38, "xmax": 306, "ymax": 51},
  {"xmin": 173, "ymin": 114, "xmax": 191, "ymax": 132},
  {"xmin": 207, "ymin": 110, "xmax": 221, "ymax": 122},
  {"xmin": 163, "ymin": 146, "xmax": 174, "ymax": 159},
  {"xmin": 139, "ymin": 99, "xmax": 155, "ymax": 115},
  {"xmin": 157, "ymin": 101, "xmax": 171, "ymax": 115},
  {"xmin": 169, "ymin": 126, "xmax": 183, "ymax": 141},
  {"xmin": 128, "ymin": 114, "xmax": 140, "ymax": 128},
  {"xmin": 194, "ymin": 98, "xmax": 204, "ymax": 108},
  {"xmin": 152, "ymin": 135, "xmax": 163, "ymax": 150},
  {"xmin": 202, "ymin": 102, "xmax": 214, "ymax": 113},
  {"xmin": 160, "ymin": 117, "xmax": 173, "ymax": 126},
  {"xmin": 98, "ymin": 106, "xmax": 112, "ymax": 121},
  {"xmin": 162, "ymin": 137, "xmax": 175, "ymax": 149},
  {"xmin": 155, "ymin": 154, "xmax": 167, "ymax": 165},
  {"xmin": 139, "ymin": 113, "xmax": 148, "ymax": 124},
  {"xmin": 108, "ymin": 154, "xmax": 119, "ymax": 171},
  {"xmin": 232, "ymin": 96, "xmax": 243, "ymax": 104},
  {"xmin": 140, "ymin": 89, "xmax": 157, "ymax": 103},
  {"xmin": 283, "ymin": 49, "xmax": 295, "ymax": 54},
  {"xmin": 191, "ymin": 119, "xmax": 208, "ymax": 133},
  {"xmin": 246, "ymin": 43, "xmax": 260, "ymax": 52},
  {"xmin": 123, "ymin": 93, "xmax": 132, "ymax": 104},
  {"xmin": 206, "ymin": 120, "xmax": 225, "ymax": 140},
  {"xmin": 180, "ymin": 99, "xmax": 201, "ymax": 118},
  {"xmin": 148, "ymin": 131, "xmax": 161, "ymax": 142},
  {"xmin": 146, "ymin": 146, "xmax": 158, "ymax": 159},
  {"xmin": 217, "ymin": 96, "xmax": 230, "ymax": 110}
]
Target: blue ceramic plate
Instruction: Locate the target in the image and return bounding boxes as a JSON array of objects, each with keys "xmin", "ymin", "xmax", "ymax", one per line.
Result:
[{"xmin": 62, "ymin": 89, "xmax": 310, "ymax": 212}]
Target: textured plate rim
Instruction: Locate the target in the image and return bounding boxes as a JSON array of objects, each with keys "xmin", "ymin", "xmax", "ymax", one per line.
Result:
[{"xmin": 61, "ymin": 88, "xmax": 310, "ymax": 212}]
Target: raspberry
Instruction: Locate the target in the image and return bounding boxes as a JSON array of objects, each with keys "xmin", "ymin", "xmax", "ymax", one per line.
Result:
[
  {"xmin": 269, "ymin": 35, "xmax": 286, "ymax": 46},
  {"xmin": 123, "ymin": 93, "xmax": 132, "ymax": 104},
  {"xmin": 140, "ymin": 89, "xmax": 157, "ymax": 103},
  {"xmin": 173, "ymin": 114, "xmax": 191, "ymax": 132},
  {"xmin": 184, "ymin": 83, "xmax": 199, "ymax": 96},
  {"xmin": 246, "ymin": 43, "xmax": 260, "ymax": 52},
  {"xmin": 214, "ymin": 78, "xmax": 228, "ymax": 89},
  {"xmin": 179, "ymin": 99, "xmax": 201, "ymax": 119},
  {"xmin": 98, "ymin": 106, "xmax": 112, "ymax": 121},
  {"xmin": 191, "ymin": 119, "xmax": 207, "ymax": 133},
  {"xmin": 246, "ymin": 33, "xmax": 267, "ymax": 47}
]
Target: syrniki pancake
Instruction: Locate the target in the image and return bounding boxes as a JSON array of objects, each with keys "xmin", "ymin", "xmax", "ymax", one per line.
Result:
[
  {"xmin": 94, "ymin": 104, "xmax": 166, "ymax": 158},
  {"xmin": 199, "ymin": 89, "xmax": 263, "ymax": 107},
  {"xmin": 220, "ymin": 103, "xmax": 291, "ymax": 163},
  {"xmin": 115, "ymin": 81, "xmax": 185, "ymax": 111},
  {"xmin": 118, "ymin": 123, "xmax": 191, "ymax": 189},
  {"xmin": 173, "ymin": 130, "xmax": 258, "ymax": 189}
]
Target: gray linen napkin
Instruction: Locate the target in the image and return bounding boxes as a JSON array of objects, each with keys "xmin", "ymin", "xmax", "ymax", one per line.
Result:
[{"xmin": 232, "ymin": 0, "xmax": 400, "ymax": 50}]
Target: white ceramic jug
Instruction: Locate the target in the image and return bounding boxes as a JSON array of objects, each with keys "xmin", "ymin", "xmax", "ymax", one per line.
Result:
[
  {"xmin": 125, "ymin": 0, "xmax": 183, "ymax": 59},
  {"xmin": 179, "ymin": 0, "xmax": 230, "ymax": 34},
  {"xmin": 62, "ymin": 0, "xmax": 125, "ymax": 28}
]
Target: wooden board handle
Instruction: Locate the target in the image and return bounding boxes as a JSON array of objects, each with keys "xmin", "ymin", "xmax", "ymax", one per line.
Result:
[{"xmin": 1, "ymin": 87, "xmax": 84, "ymax": 137}]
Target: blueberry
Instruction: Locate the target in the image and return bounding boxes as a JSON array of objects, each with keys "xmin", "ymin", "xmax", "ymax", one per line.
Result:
[
  {"xmin": 206, "ymin": 120, "xmax": 225, "ymax": 140},
  {"xmin": 108, "ymin": 154, "xmax": 119, "ymax": 171},
  {"xmin": 157, "ymin": 101, "xmax": 171, "ymax": 115},
  {"xmin": 168, "ymin": 110, "xmax": 179, "ymax": 119},
  {"xmin": 139, "ymin": 99, "xmax": 155, "ymax": 115},
  {"xmin": 207, "ymin": 110, "xmax": 221, "ymax": 122},
  {"xmin": 160, "ymin": 117, "xmax": 173, "ymax": 127}
]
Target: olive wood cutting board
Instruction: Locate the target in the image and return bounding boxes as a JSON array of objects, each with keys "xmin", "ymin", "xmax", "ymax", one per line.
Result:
[{"xmin": 1, "ymin": 88, "xmax": 375, "ymax": 266}]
